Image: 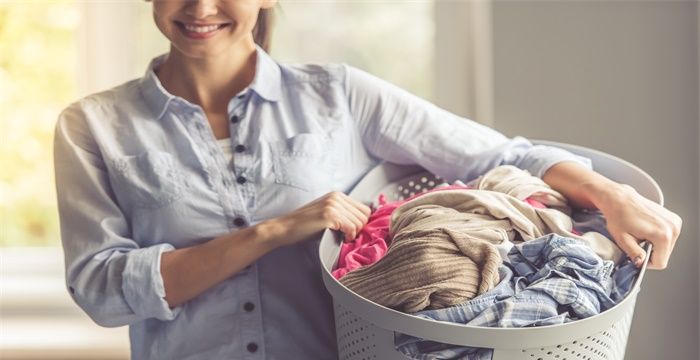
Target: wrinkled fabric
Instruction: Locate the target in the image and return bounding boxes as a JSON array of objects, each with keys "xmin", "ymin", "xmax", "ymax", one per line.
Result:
[
  {"xmin": 466, "ymin": 165, "xmax": 569, "ymax": 213},
  {"xmin": 395, "ymin": 234, "xmax": 638, "ymax": 360},
  {"xmin": 333, "ymin": 184, "xmax": 471, "ymax": 279},
  {"xmin": 340, "ymin": 204, "xmax": 504, "ymax": 312},
  {"xmin": 573, "ymin": 208, "xmax": 613, "ymax": 240},
  {"xmin": 334, "ymin": 168, "xmax": 569, "ymax": 280},
  {"xmin": 390, "ymin": 190, "xmax": 623, "ymax": 263}
]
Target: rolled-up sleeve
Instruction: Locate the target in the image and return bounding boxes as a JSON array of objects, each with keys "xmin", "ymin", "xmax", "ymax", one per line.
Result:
[
  {"xmin": 54, "ymin": 101, "xmax": 180, "ymax": 327},
  {"xmin": 343, "ymin": 64, "xmax": 591, "ymax": 181}
]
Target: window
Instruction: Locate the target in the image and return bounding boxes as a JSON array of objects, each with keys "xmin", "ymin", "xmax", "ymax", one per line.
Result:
[{"xmin": 271, "ymin": 1, "xmax": 435, "ymax": 101}]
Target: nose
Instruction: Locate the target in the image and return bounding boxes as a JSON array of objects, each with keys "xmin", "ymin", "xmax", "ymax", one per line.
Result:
[{"xmin": 184, "ymin": 0, "xmax": 218, "ymax": 19}]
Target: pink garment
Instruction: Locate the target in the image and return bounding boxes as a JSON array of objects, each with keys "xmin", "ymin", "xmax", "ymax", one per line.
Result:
[
  {"xmin": 332, "ymin": 185, "xmax": 552, "ymax": 280},
  {"xmin": 525, "ymin": 198, "xmax": 547, "ymax": 209},
  {"xmin": 332, "ymin": 185, "xmax": 470, "ymax": 279}
]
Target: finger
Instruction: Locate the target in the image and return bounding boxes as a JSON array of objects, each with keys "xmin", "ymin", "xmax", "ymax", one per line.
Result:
[
  {"xmin": 321, "ymin": 206, "xmax": 356, "ymax": 242},
  {"xmin": 336, "ymin": 212, "xmax": 361, "ymax": 243},
  {"xmin": 350, "ymin": 197, "xmax": 372, "ymax": 218},
  {"xmin": 639, "ymin": 197, "xmax": 682, "ymax": 240},
  {"xmin": 615, "ymin": 232, "xmax": 646, "ymax": 268},
  {"xmin": 333, "ymin": 196, "xmax": 370, "ymax": 240},
  {"xmin": 643, "ymin": 225, "xmax": 673, "ymax": 270},
  {"xmin": 338, "ymin": 197, "xmax": 370, "ymax": 228}
]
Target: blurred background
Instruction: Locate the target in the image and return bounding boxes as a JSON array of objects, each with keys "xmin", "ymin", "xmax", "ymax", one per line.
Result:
[{"xmin": 0, "ymin": 1, "xmax": 697, "ymax": 359}]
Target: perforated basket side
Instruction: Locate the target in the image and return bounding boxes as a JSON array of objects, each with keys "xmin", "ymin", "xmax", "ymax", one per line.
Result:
[
  {"xmin": 335, "ymin": 298, "xmax": 637, "ymax": 360},
  {"xmin": 492, "ymin": 299, "xmax": 635, "ymax": 360},
  {"xmin": 374, "ymin": 172, "xmax": 444, "ymax": 204}
]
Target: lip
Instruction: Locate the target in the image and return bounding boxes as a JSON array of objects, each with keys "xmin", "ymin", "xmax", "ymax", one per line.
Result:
[{"xmin": 174, "ymin": 20, "xmax": 230, "ymax": 40}]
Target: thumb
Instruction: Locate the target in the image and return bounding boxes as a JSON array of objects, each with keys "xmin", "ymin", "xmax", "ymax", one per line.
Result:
[{"xmin": 615, "ymin": 232, "xmax": 646, "ymax": 267}]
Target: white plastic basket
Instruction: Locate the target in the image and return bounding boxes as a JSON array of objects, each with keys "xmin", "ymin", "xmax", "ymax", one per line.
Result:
[{"xmin": 319, "ymin": 141, "xmax": 661, "ymax": 360}]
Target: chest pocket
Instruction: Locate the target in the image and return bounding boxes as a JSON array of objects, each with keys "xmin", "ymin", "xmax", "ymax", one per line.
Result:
[
  {"xmin": 110, "ymin": 150, "xmax": 188, "ymax": 210},
  {"xmin": 270, "ymin": 133, "xmax": 336, "ymax": 193}
]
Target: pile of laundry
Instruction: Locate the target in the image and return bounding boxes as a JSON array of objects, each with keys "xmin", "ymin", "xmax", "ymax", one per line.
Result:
[{"xmin": 332, "ymin": 165, "xmax": 640, "ymax": 360}]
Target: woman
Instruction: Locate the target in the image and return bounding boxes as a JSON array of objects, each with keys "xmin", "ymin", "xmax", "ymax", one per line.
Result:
[{"xmin": 54, "ymin": 0, "xmax": 681, "ymax": 359}]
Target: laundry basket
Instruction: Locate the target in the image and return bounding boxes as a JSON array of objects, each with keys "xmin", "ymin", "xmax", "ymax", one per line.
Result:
[{"xmin": 319, "ymin": 141, "xmax": 661, "ymax": 360}]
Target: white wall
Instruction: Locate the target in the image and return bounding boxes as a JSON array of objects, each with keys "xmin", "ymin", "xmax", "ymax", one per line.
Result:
[{"xmin": 488, "ymin": 1, "xmax": 699, "ymax": 359}]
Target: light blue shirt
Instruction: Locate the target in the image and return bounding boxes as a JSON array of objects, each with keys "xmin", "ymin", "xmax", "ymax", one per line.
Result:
[{"xmin": 54, "ymin": 45, "xmax": 591, "ymax": 360}]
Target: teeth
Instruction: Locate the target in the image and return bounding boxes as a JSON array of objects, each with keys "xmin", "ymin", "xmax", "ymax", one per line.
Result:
[{"xmin": 184, "ymin": 24, "xmax": 221, "ymax": 33}]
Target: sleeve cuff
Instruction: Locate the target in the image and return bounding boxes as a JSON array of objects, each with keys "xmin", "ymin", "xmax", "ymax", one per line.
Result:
[
  {"xmin": 521, "ymin": 144, "xmax": 593, "ymax": 178},
  {"xmin": 122, "ymin": 243, "xmax": 181, "ymax": 321}
]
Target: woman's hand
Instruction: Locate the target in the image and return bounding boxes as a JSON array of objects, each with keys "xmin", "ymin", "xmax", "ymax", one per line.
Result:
[
  {"xmin": 262, "ymin": 191, "xmax": 371, "ymax": 248},
  {"xmin": 543, "ymin": 161, "xmax": 682, "ymax": 270},
  {"xmin": 593, "ymin": 183, "xmax": 682, "ymax": 269}
]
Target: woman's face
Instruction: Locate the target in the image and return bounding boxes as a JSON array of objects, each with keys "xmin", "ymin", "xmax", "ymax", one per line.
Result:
[{"xmin": 152, "ymin": 0, "xmax": 276, "ymax": 58}]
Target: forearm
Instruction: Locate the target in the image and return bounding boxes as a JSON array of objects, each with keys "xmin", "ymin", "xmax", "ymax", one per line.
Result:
[
  {"xmin": 160, "ymin": 221, "xmax": 284, "ymax": 308},
  {"xmin": 541, "ymin": 161, "xmax": 621, "ymax": 210}
]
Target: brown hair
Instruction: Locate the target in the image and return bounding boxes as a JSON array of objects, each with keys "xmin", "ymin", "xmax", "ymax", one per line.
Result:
[{"xmin": 252, "ymin": 7, "xmax": 275, "ymax": 52}]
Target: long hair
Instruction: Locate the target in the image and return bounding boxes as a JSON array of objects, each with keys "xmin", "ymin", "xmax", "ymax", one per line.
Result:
[{"xmin": 252, "ymin": 7, "xmax": 275, "ymax": 52}]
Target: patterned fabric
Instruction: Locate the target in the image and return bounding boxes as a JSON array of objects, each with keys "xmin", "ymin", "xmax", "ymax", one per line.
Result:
[{"xmin": 395, "ymin": 234, "xmax": 639, "ymax": 360}]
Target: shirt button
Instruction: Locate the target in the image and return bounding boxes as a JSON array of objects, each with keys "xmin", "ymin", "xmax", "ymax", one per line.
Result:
[
  {"xmin": 243, "ymin": 302, "xmax": 255, "ymax": 312},
  {"xmin": 69, "ymin": 286, "xmax": 75, "ymax": 294},
  {"xmin": 234, "ymin": 217, "xmax": 247, "ymax": 227},
  {"xmin": 236, "ymin": 176, "xmax": 247, "ymax": 184},
  {"xmin": 234, "ymin": 144, "xmax": 246, "ymax": 153},
  {"xmin": 230, "ymin": 115, "xmax": 239, "ymax": 124},
  {"xmin": 247, "ymin": 342, "xmax": 258, "ymax": 353}
]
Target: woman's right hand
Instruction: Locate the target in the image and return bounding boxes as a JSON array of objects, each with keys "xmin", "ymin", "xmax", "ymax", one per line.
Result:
[{"xmin": 265, "ymin": 191, "xmax": 371, "ymax": 247}]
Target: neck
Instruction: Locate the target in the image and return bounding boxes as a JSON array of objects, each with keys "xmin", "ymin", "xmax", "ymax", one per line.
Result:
[{"xmin": 156, "ymin": 40, "xmax": 257, "ymax": 113}]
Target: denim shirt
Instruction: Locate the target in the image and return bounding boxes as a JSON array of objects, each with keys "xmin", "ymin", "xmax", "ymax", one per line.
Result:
[{"xmin": 53, "ymin": 45, "xmax": 591, "ymax": 360}]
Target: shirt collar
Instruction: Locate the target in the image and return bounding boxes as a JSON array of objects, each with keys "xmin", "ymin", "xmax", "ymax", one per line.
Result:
[
  {"xmin": 139, "ymin": 45, "xmax": 282, "ymax": 119},
  {"xmin": 248, "ymin": 44, "xmax": 282, "ymax": 102}
]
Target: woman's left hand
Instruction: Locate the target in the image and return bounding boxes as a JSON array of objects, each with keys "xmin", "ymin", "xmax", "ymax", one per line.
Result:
[{"xmin": 594, "ymin": 183, "xmax": 682, "ymax": 269}]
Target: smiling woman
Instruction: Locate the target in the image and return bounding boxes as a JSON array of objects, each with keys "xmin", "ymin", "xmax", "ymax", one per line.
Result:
[
  {"xmin": 3, "ymin": 1, "xmax": 436, "ymax": 359},
  {"xmin": 49, "ymin": 1, "xmax": 443, "ymax": 359}
]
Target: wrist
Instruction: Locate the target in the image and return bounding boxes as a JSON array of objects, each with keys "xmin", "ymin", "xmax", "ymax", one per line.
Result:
[
  {"xmin": 254, "ymin": 217, "xmax": 288, "ymax": 250},
  {"xmin": 582, "ymin": 180, "xmax": 630, "ymax": 212}
]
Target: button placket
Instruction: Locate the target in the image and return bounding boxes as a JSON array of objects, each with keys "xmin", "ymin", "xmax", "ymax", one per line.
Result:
[
  {"xmin": 236, "ymin": 243, "xmax": 263, "ymax": 359},
  {"xmin": 188, "ymin": 109, "xmax": 249, "ymax": 232}
]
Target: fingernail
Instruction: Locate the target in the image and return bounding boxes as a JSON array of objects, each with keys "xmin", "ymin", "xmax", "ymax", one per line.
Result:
[{"xmin": 633, "ymin": 255, "xmax": 644, "ymax": 267}]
